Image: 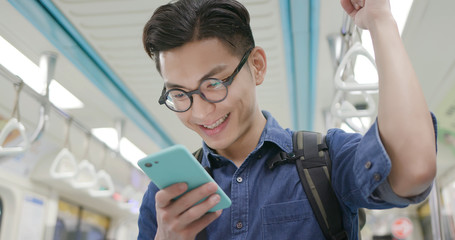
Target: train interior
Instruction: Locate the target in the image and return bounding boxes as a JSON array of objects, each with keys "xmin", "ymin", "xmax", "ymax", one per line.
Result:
[{"xmin": 1, "ymin": 0, "xmax": 455, "ymax": 239}]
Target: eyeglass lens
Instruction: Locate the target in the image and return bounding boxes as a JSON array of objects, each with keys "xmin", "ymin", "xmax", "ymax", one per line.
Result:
[{"xmin": 164, "ymin": 78, "xmax": 228, "ymax": 112}]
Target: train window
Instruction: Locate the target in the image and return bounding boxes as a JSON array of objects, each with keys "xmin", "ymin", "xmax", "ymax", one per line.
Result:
[
  {"xmin": 79, "ymin": 208, "xmax": 110, "ymax": 240},
  {"xmin": 53, "ymin": 200, "xmax": 79, "ymax": 240},
  {"xmin": 53, "ymin": 200, "xmax": 110, "ymax": 240}
]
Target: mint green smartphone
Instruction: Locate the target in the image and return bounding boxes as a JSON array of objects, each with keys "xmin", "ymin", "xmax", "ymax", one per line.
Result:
[{"xmin": 138, "ymin": 144, "xmax": 231, "ymax": 212}]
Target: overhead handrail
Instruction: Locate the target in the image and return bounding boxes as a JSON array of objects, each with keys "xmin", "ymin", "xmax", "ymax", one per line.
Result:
[
  {"xmin": 0, "ymin": 63, "xmax": 141, "ymax": 171},
  {"xmin": 70, "ymin": 133, "xmax": 98, "ymax": 189},
  {"xmin": 334, "ymin": 43, "xmax": 378, "ymax": 91},
  {"xmin": 1, "ymin": 61, "xmax": 144, "ymax": 197},
  {"xmin": 0, "ymin": 81, "xmax": 30, "ymax": 158},
  {"xmin": 50, "ymin": 118, "xmax": 78, "ymax": 179}
]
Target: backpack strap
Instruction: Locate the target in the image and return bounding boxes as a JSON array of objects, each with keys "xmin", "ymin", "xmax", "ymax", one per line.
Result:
[
  {"xmin": 193, "ymin": 147, "xmax": 213, "ymax": 177},
  {"xmin": 193, "ymin": 147, "xmax": 203, "ymax": 161},
  {"xmin": 193, "ymin": 132, "xmax": 349, "ymax": 240},
  {"xmin": 293, "ymin": 131, "xmax": 347, "ymax": 240}
]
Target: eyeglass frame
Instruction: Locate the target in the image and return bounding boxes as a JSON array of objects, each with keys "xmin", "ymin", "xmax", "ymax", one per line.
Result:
[{"xmin": 158, "ymin": 47, "xmax": 254, "ymax": 112}]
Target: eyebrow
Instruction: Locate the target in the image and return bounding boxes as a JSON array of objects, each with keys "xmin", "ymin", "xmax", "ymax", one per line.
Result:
[{"xmin": 165, "ymin": 64, "xmax": 228, "ymax": 89}]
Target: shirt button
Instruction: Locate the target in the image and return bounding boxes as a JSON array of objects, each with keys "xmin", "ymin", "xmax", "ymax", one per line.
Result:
[
  {"xmin": 236, "ymin": 177, "xmax": 243, "ymax": 183},
  {"xmin": 365, "ymin": 161, "xmax": 372, "ymax": 169},
  {"xmin": 236, "ymin": 221, "xmax": 243, "ymax": 229},
  {"xmin": 257, "ymin": 154, "xmax": 262, "ymax": 159},
  {"xmin": 373, "ymin": 173, "xmax": 381, "ymax": 181}
]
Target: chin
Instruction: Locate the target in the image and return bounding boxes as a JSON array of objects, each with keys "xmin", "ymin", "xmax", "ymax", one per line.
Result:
[{"xmin": 201, "ymin": 136, "xmax": 233, "ymax": 151}]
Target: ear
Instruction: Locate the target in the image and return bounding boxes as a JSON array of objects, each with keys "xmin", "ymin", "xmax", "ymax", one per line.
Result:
[{"xmin": 249, "ymin": 47, "xmax": 267, "ymax": 86}]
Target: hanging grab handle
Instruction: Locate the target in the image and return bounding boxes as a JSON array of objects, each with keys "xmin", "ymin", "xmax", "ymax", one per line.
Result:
[
  {"xmin": 70, "ymin": 159, "xmax": 98, "ymax": 189},
  {"xmin": 333, "ymin": 43, "xmax": 378, "ymax": 91},
  {"xmin": 0, "ymin": 118, "xmax": 30, "ymax": 157},
  {"xmin": 50, "ymin": 118, "xmax": 78, "ymax": 179},
  {"xmin": 89, "ymin": 170, "xmax": 115, "ymax": 197},
  {"xmin": 0, "ymin": 52, "xmax": 57, "ymax": 158},
  {"xmin": 0, "ymin": 81, "xmax": 30, "ymax": 158},
  {"xmin": 330, "ymin": 90, "xmax": 377, "ymax": 119},
  {"xmin": 50, "ymin": 148, "xmax": 78, "ymax": 179}
]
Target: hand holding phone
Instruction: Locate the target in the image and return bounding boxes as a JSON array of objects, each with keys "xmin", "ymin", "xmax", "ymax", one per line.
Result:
[{"xmin": 138, "ymin": 144, "xmax": 231, "ymax": 212}]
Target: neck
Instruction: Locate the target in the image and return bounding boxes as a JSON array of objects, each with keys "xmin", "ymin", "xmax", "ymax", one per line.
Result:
[{"xmin": 216, "ymin": 109, "xmax": 267, "ymax": 167}]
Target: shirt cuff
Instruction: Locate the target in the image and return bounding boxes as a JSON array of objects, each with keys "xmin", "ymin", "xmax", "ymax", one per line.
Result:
[{"xmin": 373, "ymin": 178, "xmax": 433, "ymax": 206}]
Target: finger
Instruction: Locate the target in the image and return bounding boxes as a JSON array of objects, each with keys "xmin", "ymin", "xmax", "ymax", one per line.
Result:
[
  {"xmin": 188, "ymin": 210, "xmax": 223, "ymax": 233},
  {"xmin": 170, "ymin": 182, "xmax": 218, "ymax": 216},
  {"xmin": 351, "ymin": 0, "xmax": 364, "ymax": 10},
  {"xmin": 155, "ymin": 182, "xmax": 188, "ymax": 208},
  {"xmin": 340, "ymin": 0, "xmax": 356, "ymax": 15},
  {"xmin": 179, "ymin": 193, "xmax": 221, "ymax": 224}
]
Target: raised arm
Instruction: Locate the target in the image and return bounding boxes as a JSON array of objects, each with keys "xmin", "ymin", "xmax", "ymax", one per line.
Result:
[{"xmin": 340, "ymin": 0, "xmax": 437, "ymax": 197}]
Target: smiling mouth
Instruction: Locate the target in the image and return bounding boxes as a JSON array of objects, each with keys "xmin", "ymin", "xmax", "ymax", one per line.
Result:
[{"xmin": 202, "ymin": 113, "xmax": 229, "ymax": 129}]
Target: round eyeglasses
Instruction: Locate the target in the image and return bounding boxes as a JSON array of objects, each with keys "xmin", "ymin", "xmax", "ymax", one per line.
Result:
[{"xmin": 158, "ymin": 47, "xmax": 254, "ymax": 112}]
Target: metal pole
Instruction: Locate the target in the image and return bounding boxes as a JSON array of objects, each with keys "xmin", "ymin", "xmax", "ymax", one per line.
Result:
[
  {"xmin": 339, "ymin": 12, "xmax": 355, "ymax": 60},
  {"xmin": 29, "ymin": 52, "xmax": 57, "ymax": 143},
  {"xmin": 429, "ymin": 179, "xmax": 443, "ymax": 240},
  {"xmin": 115, "ymin": 119, "xmax": 125, "ymax": 155}
]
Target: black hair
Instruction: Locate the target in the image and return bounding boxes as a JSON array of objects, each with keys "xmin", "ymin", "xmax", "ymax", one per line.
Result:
[{"xmin": 142, "ymin": 0, "xmax": 255, "ymax": 73}]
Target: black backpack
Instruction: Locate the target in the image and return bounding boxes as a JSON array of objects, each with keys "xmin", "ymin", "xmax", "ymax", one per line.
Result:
[{"xmin": 194, "ymin": 131, "xmax": 365, "ymax": 240}]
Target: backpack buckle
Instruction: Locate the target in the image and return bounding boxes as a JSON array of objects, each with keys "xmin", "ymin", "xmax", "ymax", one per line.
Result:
[{"xmin": 266, "ymin": 151, "xmax": 298, "ymax": 170}]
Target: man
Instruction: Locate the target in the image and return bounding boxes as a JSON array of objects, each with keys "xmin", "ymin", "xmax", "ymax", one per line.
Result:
[{"xmin": 138, "ymin": 0, "xmax": 437, "ymax": 239}]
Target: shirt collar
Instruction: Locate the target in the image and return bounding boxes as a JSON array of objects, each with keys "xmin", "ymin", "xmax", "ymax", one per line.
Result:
[{"xmin": 200, "ymin": 110, "xmax": 293, "ymax": 168}]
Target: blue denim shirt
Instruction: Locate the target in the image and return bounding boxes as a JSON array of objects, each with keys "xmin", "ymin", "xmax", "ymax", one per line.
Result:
[{"xmin": 138, "ymin": 111, "xmax": 437, "ymax": 240}]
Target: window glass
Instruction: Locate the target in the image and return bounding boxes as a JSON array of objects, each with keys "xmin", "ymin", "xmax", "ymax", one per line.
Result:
[
  {"xmin": 79, "ymin": 208, "xmax": 110, "ymax": 240},
  {"xmin": 52, "ymin": 200, "xmax": 110, "ymax": 240},
  {"xmin": 53, "ymin": 200, "xmax": 79, "ymax": 240}
]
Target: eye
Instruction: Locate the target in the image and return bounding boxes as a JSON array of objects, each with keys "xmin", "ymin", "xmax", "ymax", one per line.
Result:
[
  {"xmin": 169, "ymin": 90, "xmax": 187, "ymax": 101},
  {"xmin": 204, "ymin": 80, "xmax": 225, "ymax": 90},
  {"xmin": 207, "ymin": 81, "xmax": 222, "ymax": 88},
  {"xmin": 172, "ymin": 92, "xmax": 186, "ymax": 99}
]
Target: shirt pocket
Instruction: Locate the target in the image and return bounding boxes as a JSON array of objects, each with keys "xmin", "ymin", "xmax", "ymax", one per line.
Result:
[{"xmin": 261, "ymin": 199, "xmax": 322, "ymax": 240}]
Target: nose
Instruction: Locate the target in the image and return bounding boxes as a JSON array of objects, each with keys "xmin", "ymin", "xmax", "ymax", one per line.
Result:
[{"xmin": 191, "ymin": 94, "xmax": 214, "ymax": 120}]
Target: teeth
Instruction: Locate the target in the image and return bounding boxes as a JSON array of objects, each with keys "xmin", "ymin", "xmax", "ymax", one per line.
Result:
[{"xmin": 203, "ymin": 114, "xmax": 229, "ymax": 129}]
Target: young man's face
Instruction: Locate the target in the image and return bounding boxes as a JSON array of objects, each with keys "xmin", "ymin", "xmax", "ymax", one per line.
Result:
[{"xmin": 159, "ymin": 38, "xmax": 266, "ymax": 151}]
